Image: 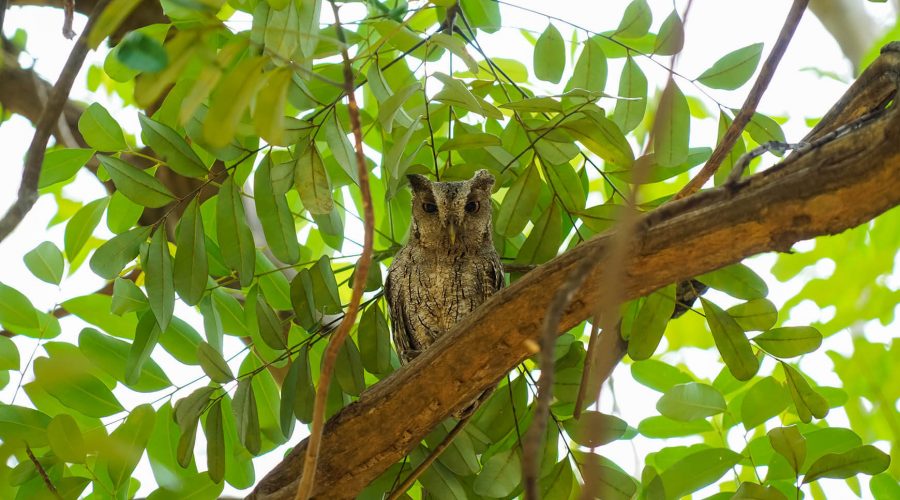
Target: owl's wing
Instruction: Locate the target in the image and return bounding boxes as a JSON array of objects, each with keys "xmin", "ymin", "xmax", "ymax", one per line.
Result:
[
  {"xmin": 490, "ymin": 253, "xmax": 505, "ymax": 292},
  {"xmin": 384, "ymin": 267, "xmax": 415, "ymax": 365}
]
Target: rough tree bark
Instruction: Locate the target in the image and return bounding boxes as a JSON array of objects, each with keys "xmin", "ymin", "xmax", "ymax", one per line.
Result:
[{"xmin": 247, "ymin": 44, "xmax": 900, "ymax": 499}]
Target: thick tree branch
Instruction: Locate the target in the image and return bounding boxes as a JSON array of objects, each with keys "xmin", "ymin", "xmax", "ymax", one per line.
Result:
[
  {"xmin": 248, "ymin": 44, "xmax": 900, "ymax": 500},
  {"xmin": 0, "ymin": 0, "xmax": 110, "ymax": 244},
  {"xmin": 674, "ymin": 0, "xmax": 809, "ymax": 199}
]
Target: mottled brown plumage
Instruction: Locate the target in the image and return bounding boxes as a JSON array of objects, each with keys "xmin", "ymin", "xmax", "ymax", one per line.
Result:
[{"xmin": 385, "ymin": 170, "xmax": 504, "ymax": 418}]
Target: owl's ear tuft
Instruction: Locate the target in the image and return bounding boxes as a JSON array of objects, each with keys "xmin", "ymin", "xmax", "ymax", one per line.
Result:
[
  {"xmin": 407, "ymin": 174, "xmax": 432, "ymax": 194},
  {"xmin": 471, "ymin": 169, "xmax": 495, "ymax": 192}
]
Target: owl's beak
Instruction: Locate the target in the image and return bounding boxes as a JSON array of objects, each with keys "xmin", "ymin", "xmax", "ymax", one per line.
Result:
[{"xmin": 448, "ymin": 222, "xmax": 457, "ymax": 245}]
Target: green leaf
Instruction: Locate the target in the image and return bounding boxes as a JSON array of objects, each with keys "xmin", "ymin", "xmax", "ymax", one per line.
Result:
[
  {"xmin": 47, "ymin": 414, "xmax": 86, "ymax": 463},
  {"xmin": 0, "ymin": 405, "xmax": 51, "ymax": 446},
  {"xmin": 0, "ymin": 282, "xmax": 39, "ymax": 329},
  {"xmin": 741, "ymin": 377, "xmax": 790, "ymax": 429},
  {"xmin": 433, "ymin": 74, "xmax": 502, "ymax": 119},
  {"xmin": 174, "ymin": 199, "xmax": 208, "ymax": 306},
  {"xmin": 500, "ymin": 96, "xmax": 563, "ymax": 113},
  {"xmin": 631, "ymin": 359, "xmax": 693, "ymax": 392},
  {"xmin": 294, "ymin": 142, "xmax": 334, "ymax": 215},
  {"xmin": 311, "ymin": 256, "xmax": 341, "ymax": 314},
  {"xmin": 204, "ymin": 55, "xmax": 268, "ymax": 149},
  {"xmin": 255, "ymin": 294, "xmax": 287, "ymax": 350},
  {"xmin": 384, "ymin": 118, "xmax": 425, "ymax": 190},
  {"xmin": 126, "ymin": 312, "xmax": 162, "ymax": 385},
  {"xmin": 702, "ymin": 298, "xmax": 759, "ymax": 381},
  {"xmin": 656, "ymin": 382, "xmax": 726, "ymax": 421},
  {"xmin": 495, "ymin": 163, "xmax": 542, "ymax": 237},
  {"xmin": 79, "ymin": 328, "xmax": 171, "ymax": 392},
  {"xmin": 197, "ymin": 342, "xmax": 233, "ymax": 384},
  {"xmin": 90, "ymin": 226, "xmax": 151, "ymax": 280},
  {"xmin": 653, "ymin": 79, "xmax": 690, "ymax": 167},
  {"xmin": 534, "ymin": 23, "xmax": 565, "ymax": 83},
  {"xmin": 104, "ymin": 403, "xmax": 155, "ymax": 491},
  {"xmin": 0, "ymin": 336, "xmax": 19, "ymax": 370},
  {"xmin": 116, "ymin": 31, "xmax": 167, "ymax": 72},
  {"xmin": 77, "ymin": 103, "xmax": 127, "ymax": 151},
  {"xmin": 34, "ymin": 357, "xmax": 124, "ymax": 417},
  {"xmin": 88, "ymin": 0, "xmax": 141, "ymax": 48},
  {"xmin": 579, "ymin": 453, "xmax": 638, "ymax": 500},
  {"xmin": 612, "ymin": 56, "xmax": 648, "ymax": 133},
  {"xmin": 146, "ymin": 228, "xmax": 174, "ymax": 331},
  {"xmin": 324, "ymin": 110, "xmax": 359, "ymax": 184},
  {"xmin": 111, "ymin": 278, "xmax": 148, "ymax": 315},
  {"xmin": 98, "ymin": 155, "xmax": 175, "ymax": 208},
  {"xmin": 378, "ymin": 82, "xmax": 420, "ymax": 134},
  {"xmin": 698, "ymin": 43, "xmax": 763, "ymax": 90},
  {"xmin": 660, "ymin": 448, "xmax": 742, "ymax": 498},
  {"xmin": 24, "ymin": 241, "xmax": 64, "ymax": 285},
  {"xmin": 744, "ymin": 111, "xmax": 787, "ymax": 145},
  {"xmin": 727, "ymin": 298, "xmax": 777, "ymax": 332},
  {"xmin": 160, "ymin": 317, "xmax": 202, "ymax": 365},
  {"xmin": 615, "ymin": 0, "xmax": 652, "ymax": 38},
  {"xmin": 288, "ymin": 346, "xmax": 314, "ymax": 424},
  {"xmin": 803, "ymin": 445, "xmax": 890, "ymax": 483},
  {"xmin": 473, "ymin": 449, "xmax": 521, "ymax": 497},
  {"xmin": 516, "ymin": 200, "xmax": 562, "ymax": 264},
  {"xmin": 359, "ymin": 304, "xmax": 392, "ymax": 375},
  {"xmin": 139, "ymin": 114, "xmax": 207, "ymax": 178},
  {"xmin": 107, "ymin": 190, "xmax": 144, "ymax": 234},
  {"xmin": 546, "ymin": 163, "xmax": 586, "ymax": 212},
  {"xmin": 253, "ymin": 67, "xmax": 292, "ymax": 146},
  {"xmin": 782, "ymin": 362, "xmax": 828, "ymax": 422},
  {"xmin": 733, "ymin": 482, "xmax": 788, "ymax": 500},
  {"xmin": 752, "ymin": 327, "xmax": 823, "ymax": 358},
  {"xmin": 768, "ymin": 426, "xmax": 806, "ymax": 474},
  {"xmin": 563, "ymin": 411, "xmax": 628, "ymax": 447},
  {"xmin": 39, "ymin": 148, "xmax": 94, "ymax": 188},
  {"xmin": 217, "ymin": 175, "xmax": 257, "ymax": 287},
  {"xmin": 206, "ymin": 399, "xmax": 226, "ymax": 483},
  {"xmin": 460, "ymin": 0, "xmax": 500, "ymax": 33},
  {"xmin": 715, "ymin": 111, "xmax": 748, "ymax": 185},
  {"xmin": 290, "ymin": 268, "xmax": 319, "ymax": 330},
  {"xmin": 233, "ymin": 379, "xmax": 261, "ymax": 455},
  {"xmin": 439, "ymin": 132, "xmax": 502, "ymax": 152},
  {"xmin": 627, "ymin": 284, "xmax": 675, "ymax": 360},
  {"xmin": 565, "ymin": 37, "xmax": 606, "ymax": 93},
  {"xmin": 335, "ymin": 338, "xmax": 365, "ymax": 397},
  {"xmin": 255, "ymin": 155, "xmax": 300, "ymax": 264},
  {"xmin": 540, "ymin": 459, "xmax": 575, "ymax": 500},
  {"xmin": 654, "ymin": 11, "xmax": 684, "ymax": 55},
  {"xmin": 698, "ymin": 263, "xmax": 768, "ymax": 300},
  {"xmin": 870, "ymin": 473, "xmax": 900, "ymax": 499},
  {"xmin": 64, "ymin": 197, "xmax": 108, "ymax": 260},
  {"xmin": 638, "ymin": 415, "xmax": 712, "ymax": 438}
]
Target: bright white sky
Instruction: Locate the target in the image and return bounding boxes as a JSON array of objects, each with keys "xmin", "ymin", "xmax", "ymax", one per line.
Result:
[{"xmin": 0, "ymin": 0, "xmax": 897, "ymax": 497}]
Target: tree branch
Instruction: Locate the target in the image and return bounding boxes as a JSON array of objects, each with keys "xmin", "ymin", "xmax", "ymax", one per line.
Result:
[
  {"xmin": 293, "ymin": 2, "xmax": 376, "ymax": 499},
  {"xmin": 247, "ymin": 45, "xmax": 900, "ymax": 500},
  {"xmin": 0, "ymin": 0, "xmax": 110, "ymax": 244},
  {"xmin": 674, "ymin": 0, "xmax": 809, "ymax": 199}
]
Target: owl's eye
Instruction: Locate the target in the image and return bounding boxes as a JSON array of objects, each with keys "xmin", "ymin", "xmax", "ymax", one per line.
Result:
[
  {"xmin": 422, "ymin": 202, "xmax": 438, "ymax": 213},
  {"xmin": 464, "ymin": 201, "xmax": 480, "ymax": 214}
]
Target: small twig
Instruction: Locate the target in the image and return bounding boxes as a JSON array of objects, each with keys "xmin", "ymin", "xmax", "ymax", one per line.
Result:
[
  {"xmin": 62, "ymin": 0, "xmax": 76, "ymax": 39},
  {"xmin": 0, "ymin": 0, "xmax": 111, "ymax": 244},
  {"xmin": 522, "ymin": 255, "xmax": 596, "ymax": 499},
  {"xmin": 385, "ymin": 415, "xmax": 472, "ymax": 500},
  {"xmin": 674, "ymin": 0, "xmax": 809, "ymax": 199},
  {"xmin": 294, "ymin": 2, "xmax": 375, "ymax": 499},
  {"xmin": 26, "ymin": 445, "xmax": 61, "ymax": 499}
]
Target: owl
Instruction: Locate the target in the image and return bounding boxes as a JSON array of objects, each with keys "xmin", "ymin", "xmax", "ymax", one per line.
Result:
[{"xmin": 385, "ymin": 169, "xmax": 504, "ymax": 419}]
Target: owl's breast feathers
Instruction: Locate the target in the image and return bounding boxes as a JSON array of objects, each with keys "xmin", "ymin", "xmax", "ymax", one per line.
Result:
[{"xmin": 386, "ymin": 245, "xmax": 503, "ymax": 364}]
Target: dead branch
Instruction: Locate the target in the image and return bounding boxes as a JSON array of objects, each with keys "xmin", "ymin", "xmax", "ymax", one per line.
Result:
[
  {"xmin": 0, "ymin": 0, "xmax": 111, "ymax": 244},
  {"xmin": 247, "ymin": 43, "xmax": 900, "ymax": 500},
  {"xmin": 675, "ymin": 0, "xmax": 810, "ymax": 199}
]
